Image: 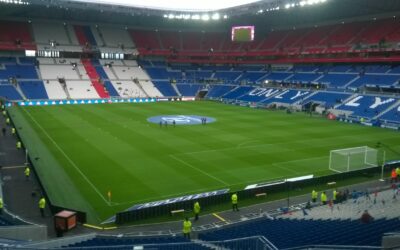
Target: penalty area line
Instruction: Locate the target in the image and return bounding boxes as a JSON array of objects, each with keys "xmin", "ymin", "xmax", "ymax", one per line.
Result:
[
  {"xmin": 169, "ymin": 154, "xmax": 229, "ymax": 186},
  {"xmin": 21, "ymin": 107, "xmax": 111, "ymax": 206}
]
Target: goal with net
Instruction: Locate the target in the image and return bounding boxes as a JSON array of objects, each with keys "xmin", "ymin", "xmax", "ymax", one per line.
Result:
[{"xmin": 329, "ymin": 146, "xmax": 379, "ymax": 173}]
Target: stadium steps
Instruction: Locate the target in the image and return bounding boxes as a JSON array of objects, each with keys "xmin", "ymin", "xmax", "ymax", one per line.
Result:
[
  {"xmin": 333, "ymin": 93, "xmax": 357, "ymax": 109},
  {"xmin": 74, "ymin": 65, "xmax": 83, "ymax": 80},
  {"xmin": 94, "ymin": 26, "xmax": 107, "ymax": 47},
  {"xmin": 293, "ymin": 91, "xmax": 319, "ymax": 105},
  {"xmin": 81, "ymin": 59, "xmax": 110, "ymax": 98},
  {"xmin": 34, "ymin": 65, "xmax": 43, "ymax": 80},
  {"xmin": 374, "ymin": 99, "xmax": 400, "ymax": 120},
  {"xmin": 172, "ymin": 83, "xmax": 182, "ymax": 96},
  {"xmin": 64, "ymin": 24, "xmax": 73, "ymax": 45},
  {"xmin": 220, "ymin": 85, "xmax": 240, "ymax": 98},
  {"xmin": 314, "ymin": 74, "xmax": 325, "ymax": 82},
  {"xmin": 193, "ymin": 239, "xmax": 227, "ymax": 250},
  {"xmin": 317, "ymin": 24, "xmax": 341, "ymax": 46},
  {"xmin": 273, "ymin": 32, "xmax": 290, "ymax": 50},
  {"xmin": 15, "ymin": 81, "xmax": 27, "ymax": 100},
  {"xmin": 342, "ymin": 75, "xmax": 360, "ymax": 88},
  {"xmin": 155, "ymin": 31, "xmax": 164, "ymax": 49},
  {"xmin": 109, "ymin": 66, "xmax": 120, "ymax": 80},
  {"xmin": 134, "ymin": 80, "xmax": 149, "ymax": 97}
]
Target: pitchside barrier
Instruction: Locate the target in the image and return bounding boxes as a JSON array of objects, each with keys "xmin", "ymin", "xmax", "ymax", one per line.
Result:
[{"xmin": 115, "ymin": 165, "xmax": 386, "ymax": 224}]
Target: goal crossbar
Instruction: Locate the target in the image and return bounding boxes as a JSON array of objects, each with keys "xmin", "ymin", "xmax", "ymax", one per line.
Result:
[{"xmin": 329, "ymin": 146, "xmax": 378, "ymax": 173}]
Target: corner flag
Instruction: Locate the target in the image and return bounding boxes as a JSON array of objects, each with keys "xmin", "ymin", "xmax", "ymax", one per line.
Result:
[{"xmin": 107, "ymin": 191, "xmax": 112, "ymax": 202}]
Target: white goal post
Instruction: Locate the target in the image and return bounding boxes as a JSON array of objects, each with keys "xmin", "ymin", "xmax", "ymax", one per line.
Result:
[{"xmin": 329, "ymin": 146, "xmax": 379, "ymax": 173}]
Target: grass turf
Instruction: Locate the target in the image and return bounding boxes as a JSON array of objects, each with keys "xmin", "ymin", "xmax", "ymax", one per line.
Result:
[{"xmin": 8, "ymin": 101, "xmax": 400, "ymax": 223}]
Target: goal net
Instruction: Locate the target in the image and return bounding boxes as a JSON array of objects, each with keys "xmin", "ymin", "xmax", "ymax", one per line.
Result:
[{"xmin": 329, "ymin": 146, "xmax": 378, "ymax": 173}]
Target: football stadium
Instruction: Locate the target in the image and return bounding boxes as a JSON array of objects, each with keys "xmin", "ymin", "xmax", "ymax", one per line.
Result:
[{"xmin": 0, "ymin": 0, "xmax": 400, "ymax": 249}]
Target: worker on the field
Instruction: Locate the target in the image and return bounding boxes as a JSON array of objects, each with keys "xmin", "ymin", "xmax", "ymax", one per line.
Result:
[
  {"xmin": 396, "ymin": 167, "xmax": 400, "ymax": 182},
  {"xmin": 16, "ymin": 141, "xmax": 21, "ymax": 149},
  {"xmin": 182, "ymin": 217, "xmax": 192, "ymax": 239},
  {"xmin": 5, "ymin": 118, "xmax": 10, "ymax": 125},
  {"xmin": 24, "ymin": 165, "xmax": 30, "ymax": 181},
  {"xmin": 232, "ymin": 193, "xmax": 239, "ymax": 211},
  {"xmin": 11, "ymin": 127, "xmax": 15, "ymax": 135},
  {"xmin": 39, "ymin": 197, "xmax": 46, "ymax": 218},
  {"xmin": 193, "ymin": 201, "xmax": 201, "ymax": 221},
  {"xmin": 311, "ymin": 190, "xmax": 318, "ymax": 203},
  {"xmin": 321, "ymin": 191, "xmax": 328, "ymax": 205}
]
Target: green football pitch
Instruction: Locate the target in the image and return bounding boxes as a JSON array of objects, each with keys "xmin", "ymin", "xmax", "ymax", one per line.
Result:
[{"xmin": 8, "ymin": 101, "xmax": 400, "ymax": 224}]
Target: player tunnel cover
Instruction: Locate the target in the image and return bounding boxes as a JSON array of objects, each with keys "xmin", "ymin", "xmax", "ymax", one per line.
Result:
[{"xmin": 147, "ymin": 115, "xmax": 216, "ymax": 125}]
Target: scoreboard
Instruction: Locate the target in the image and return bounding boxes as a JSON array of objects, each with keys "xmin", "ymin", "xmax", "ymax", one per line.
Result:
[{"xmin": 231, "ymin": 26, "xmax": 255, "ymax": 42}]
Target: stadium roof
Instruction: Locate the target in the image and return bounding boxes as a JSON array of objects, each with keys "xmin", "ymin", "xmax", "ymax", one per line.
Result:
[
  {"xmin": 1, "ymin": 0, "xmax": 400, "ymax": 31},
  {"xmin": 66, "ymin": 0, "xmax": 262, "ymax": 12}
]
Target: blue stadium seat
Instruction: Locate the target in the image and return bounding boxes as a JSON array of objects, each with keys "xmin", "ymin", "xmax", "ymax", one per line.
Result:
[
  {"xmin": 222, "ymin": 86, "xmax": 254, "ymax": 99},
  {"xmin": 176, "ymin": 84, "xmax": 203, "ymax": 96},
  {"xmin": 301, "ymin": 91, "xmax": 352, "ymax": 107},
  {"xmin": 0, "ymin": 85, "xmax": 23, "ymax": 100},
  {"xmin": 19, "ymin": 81, "xmax": 48, "ymax": 100},
  {"xmin": 262, "ymin": 89, "xmax": 312, "ymax": 104},
  {"xmin": 206, "ymin": 85, "xmax": 236, "ymax": 98},
  {"xmin": 153, "ymin": 81, "xmax": 178, "ymax": 96},
  {"xmin": 199, "ymin": 218, "xmax": 400, "ymax": 249},
  {"xmin": 337, "ymin": 95, "xmax": 398, "ymax": 118}
]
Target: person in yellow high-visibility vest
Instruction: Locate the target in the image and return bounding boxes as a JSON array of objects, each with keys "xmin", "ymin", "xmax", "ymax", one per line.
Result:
[
  {"xmin": 182, "ymin": 217, "xmax": 192, "ymax": 239},
  {"xmin": 24, "ymin": 166, "xmax": 30, "ymax": 181},
  {"xmin": 16, "ymin": 141, "xmax": 21, "ymax": 149},
  {"xmin": 193, "ymin": 201, "xmax": 201, "ymax": 221},
  {"xmin": 232, "ymin": 193, "xmax": 239, "ymax": 211},
  {"xmin": 311, "ymin": 190, "xmax": 318, "ymax": 203},
  {"xmin": 396, "ymin": 167, "xmax": 400, "ymax": 182},
  {"xmin": 333, "ymin": 189, "xmax": 338, "ymax": 204},
  {"xmin": 0, "ymin": 197, "xmax": 3, "ymax": 215},
  {"xmin": 39, "ymin": 197, "xmax": 46, "ymax": 217},
  {"xmin": 321, "ymin": 191, "xmax": 328, "ymax": 205},
  {"xmin": 6, "ymin": 118, "xmax": 10, "ymax": 125},
  {"xmin": 11, "ymin": 127, "xmax": 15, "ymax": 135}
]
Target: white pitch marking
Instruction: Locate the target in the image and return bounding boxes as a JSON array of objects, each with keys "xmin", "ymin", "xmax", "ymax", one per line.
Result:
[
  {"xmin": 2, "ymin": 165, "xmax": 26, "ymax": 170},
  {"xmin": 21, "ymin": 107, "xmax": 111, "ymax": 206},
  {"xmin": 169, "ymin": 154, "xmax": 229, "ymax": 186}
]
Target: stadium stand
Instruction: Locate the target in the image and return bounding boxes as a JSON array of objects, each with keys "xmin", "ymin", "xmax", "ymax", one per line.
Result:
[
  {"xmin": 262, "ymin": 89, "xmax": 312, "ymax": 104},
  {"xmin": 336, "ymin": 95, "xmax": 398, "ymax": 118},
  {"xmin": 81, "ymin": 59, "xmax": 110, "ymax": 98},
  {"xmin": 176, "ymin": 83, "xmax": 203, "ymax": 96},
  {"xmin": 301, "ymin": 91, "xmax": 352, "ymax": 107},
  {"xmin": 0, "ymin": 21, "xmax": 35, "ymax": 50},
  {"xmin": 42, "ymin": 80, "xmax": 68, "ymax": 100},
  {"xmin": 32, "ymin": 21, "xmax": 74, "ymax": 46},
  {"xmin": 97, "ymin": 25, "xmax": 134, "ymax": 48},
  {"xmin": 200, "ymin": 189, "xmax": 400, "ymax": 249},
  {"xmin": 0, "ymin": 85, "xmax": 23, "ymax": 100},
  {"xmin": 206, "ymin": 85, "xmax": 236, "ymax": 98},
  {"xmin": 152, "ymin": 81, "xmax": 178, "ymax": 96},
  {"xmin": 19, "ymin": 81, "xmax": 48, "ymax": 100}
]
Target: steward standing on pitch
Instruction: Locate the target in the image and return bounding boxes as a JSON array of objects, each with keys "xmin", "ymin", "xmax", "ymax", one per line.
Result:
[
  {"xmin": 232, "ymin": 193, "xmax": 239, "ymax": 211},
  {"xmin": 193, "ymin": 201, "xmax": 200, "ymax": 221},
  {"xmin": 182, "ymin": 217, "xmax": 192, "ymax": 239}
]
